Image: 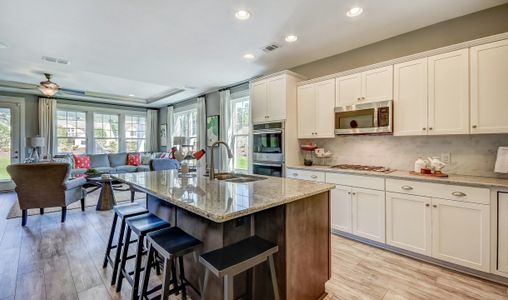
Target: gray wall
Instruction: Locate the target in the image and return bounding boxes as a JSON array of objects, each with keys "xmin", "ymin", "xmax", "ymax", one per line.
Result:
[
  {"xmin": 0, "ymin": 91, "xmax": 39, "ymax": 139},
  {"xmin": 291, "ymin": 4, "xmax": 508, "ymax": 78}
]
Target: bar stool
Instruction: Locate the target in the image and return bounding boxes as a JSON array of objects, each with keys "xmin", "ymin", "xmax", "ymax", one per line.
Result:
[
  {"xmin": 140, "ymin": 227, "xmax": 202, "ymax": 300},
  {"xmin": 199, "ymin": 236, "xmax": 280, "ymax": 300},
  {"xmin": 116, "ymin": 213, "xmax": 171, "ymax": 300},
  {"xmin": 103, "ymin": 203, "xmax": 148, "ymax": 285}
]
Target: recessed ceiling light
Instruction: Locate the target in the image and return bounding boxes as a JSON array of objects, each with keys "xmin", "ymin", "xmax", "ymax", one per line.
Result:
[
  {"xmin": 235, "ymin": 10, "xmax": 251, "ymax": 20},
  {"xmin": 346, "ymin": 7, "xmax": 363, "ymax": 17},
  {"xmin": 285, "ymin": 35, "xmax": 298, "ymax": 43},
  {"xmin": 128, "ymin": 94, "xmax": 135, "ymax": 97},
  {"xmin": 0, "ymin": 42, "xmax": 8, "ymax": 49},
  {"xmin": 243, "ymin": 53, "xmax": 255, "ymax": 60}
]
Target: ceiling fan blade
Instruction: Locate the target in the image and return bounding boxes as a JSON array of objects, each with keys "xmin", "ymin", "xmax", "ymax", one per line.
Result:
[{"xmin": 59, "ymin": 87, "xmax": 86, "ymax": 96}]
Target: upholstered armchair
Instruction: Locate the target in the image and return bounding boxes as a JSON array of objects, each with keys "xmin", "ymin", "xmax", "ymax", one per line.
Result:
[{"xmin": 7, "ymin": 163, "xmax": 87, "ymax": 226}]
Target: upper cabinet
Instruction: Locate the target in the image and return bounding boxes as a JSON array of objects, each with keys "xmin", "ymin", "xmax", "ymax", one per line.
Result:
[
  {"xmin": 250, "ymin": 72, "xmax": 303, "ymax": 124},
  {"xmin": 297, "ymin": 78, "xmax": 335, "ymax": 139},
  {"xmin": 470, "ymin": 39, "xmax": 508, "ymax": 134},
  {"xmin": 336, "ymin": 66, "xmax": 393, "ymax": 106},
  {"xmin": 394, "ymin": 49, "xmax": 469, "ymax": 136}
]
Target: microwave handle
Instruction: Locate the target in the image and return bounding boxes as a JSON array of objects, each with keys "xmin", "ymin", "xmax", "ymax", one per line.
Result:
[
  {"xmin": 373, "ymin": 106, "xmax": 379, "ymax": 127},
  {"xmin": 253, "ymin": 129, "xmax": 283, "ymax": 135}
]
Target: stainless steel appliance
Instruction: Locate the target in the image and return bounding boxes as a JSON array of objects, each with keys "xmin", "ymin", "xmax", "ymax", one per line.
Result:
[
  {"xmin": 252, "ymin": 122, "xmax": 284, "ymax": 177},
  {"xmin": 334, "ymin": 100, "xmax": 392, "ymax": 135}
]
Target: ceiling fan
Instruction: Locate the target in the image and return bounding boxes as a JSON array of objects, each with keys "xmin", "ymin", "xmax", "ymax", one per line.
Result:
[{"xmin": 37, "ymin": 73, "xmax": 85, "ymax": 97}]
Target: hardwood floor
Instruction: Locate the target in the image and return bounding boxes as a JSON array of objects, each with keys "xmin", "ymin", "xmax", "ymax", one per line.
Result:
[{"xmin": 0, "ymin": 192, "xmax": 506, "ymax": 300}]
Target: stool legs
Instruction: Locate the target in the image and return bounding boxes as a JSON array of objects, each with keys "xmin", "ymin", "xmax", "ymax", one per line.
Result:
[
  {"xmin": 178, "ymin": 256, "xmax": 187, "ymax": 300},
  {"xmin": 103, "ymin": 214, "xmax": 118, "ymax": 269},
  {"xmin": 140, "ymin": 243, "xmax": 155, "ymax": 299},
  {"xmin": 116, "ymin": 226, "xmax": 132, "ymax": 292},
  {"xmin": 161, "ymin": 257, "xmax": 173, "ymax": 300},
  {"xmin": 111, "ymin": 219, "xmax": 127, "ymax": 285},
  {"xmin": 202, "ymin": 269, "xmax": 209, "ymax": 300},
  {"xmin": 268, "ymin": 255, "xmax": 280, "ymax": 300},
  {"xmin": 224, "ymin": 274, "xmax": 234, "ymax": 300},
  {"xmin": 131, "ymin": 235, "xmax": 145, "ymax": 300}
]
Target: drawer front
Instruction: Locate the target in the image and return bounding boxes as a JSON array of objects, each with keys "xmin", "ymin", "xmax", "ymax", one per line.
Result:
[
  {"xmin": 326, "ymin": 172, "xmax": 385, "ymax": 190},
  {"xmin": 386, "ymin": 179, "xmax": 489, "ymax": 205},
  {"xmin": 286, "ymin": 168, "xmax": 325, "ymax": 182}
]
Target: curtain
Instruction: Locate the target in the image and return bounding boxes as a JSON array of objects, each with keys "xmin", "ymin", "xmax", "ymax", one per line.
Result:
[
  {"xmin": 38, "ymin": 98, "xmax": 57, "ymax": 158},
  {"xmin": 196, "ymin": 97, "xmax": 206, "ymax": 173},
  {"xmin": 167, "ymin": 106, "xmax": 174, "ymax": 149},
  {"xmin": 146, "ymin": 109, "xmax": 158, "ymax": 152},
  {"xmin": 219, "ymin": 90, "xmax": 233, "ymax": 171}
]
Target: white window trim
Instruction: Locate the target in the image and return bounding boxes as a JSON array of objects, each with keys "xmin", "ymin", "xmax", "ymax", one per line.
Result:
[{"xmin": 230, "ymin": 95, "xmax": 250, "ymax": 173}]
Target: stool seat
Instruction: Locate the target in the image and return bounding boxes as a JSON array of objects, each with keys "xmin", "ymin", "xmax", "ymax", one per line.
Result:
[
  {"xmin": 114, "ymin": 203, "xmax": 148, "ymax": 219},
  {"xmin": 126, "ymin": 213, "xmax": 170, "ymax": 235},
  {"xmin": 148, "ymin": 227, "xmax": 202, "ymax": 257},
  {"xmin": 200, "ymin": 236, "xmax": 278, "ymax": 277}
]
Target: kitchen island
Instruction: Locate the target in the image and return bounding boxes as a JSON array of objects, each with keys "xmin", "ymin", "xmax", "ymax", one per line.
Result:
[{"xmin": 113, "ymin": 170, "xmax": 335, "ymax": 300}]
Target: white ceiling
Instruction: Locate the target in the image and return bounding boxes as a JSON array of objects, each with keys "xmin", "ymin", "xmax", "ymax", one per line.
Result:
[{"xmin": 0, "ymin": 0, "xmax": 506, "ymax": 107}]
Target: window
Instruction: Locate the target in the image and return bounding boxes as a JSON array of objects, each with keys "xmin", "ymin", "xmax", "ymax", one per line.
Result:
[
  {"xmin": 94, "ymin": 113, "xmax": 119, "ymax": 153},
  {"xmin": 230, "ymin": 96, "xmax": 249, "ymax": 171},
  {"xmin": 173, "ymin": 106, "xmax": 197, "ymax": 149},
  {"xmin": 56, "ymin": 110, "xmax": 87, "ymax": 154},
  {"xmin": 125, "ymin": 114, "xmax": 146, "ymax": 152}
]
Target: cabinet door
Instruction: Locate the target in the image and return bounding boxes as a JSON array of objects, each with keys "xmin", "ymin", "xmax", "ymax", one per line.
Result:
[
  {"xmin": 362, "ymin": 66, "xmax": 393, "ymax": 102},
  {"xmin": 471, "ymin": 39, "xmax": 508, "ymax": 134},
  {"xmin": 431, "ymin": 198, "xmax": 490, "ymax": 272},
  {"xmin": 498, "ymin": 193, "xmax": 508, "ymax": 273},
  {"xmin": 336, "ymin": 73, "xmax": 362, "ymax": 106},
  {"xmin": 386, "ymin": 192, "xmax": 432, "ymax": 256},
  {"xmin": 314, "ymin": 78, "xmax": 335, "ymax": 138},
  {"xmin": 266, "ymin": 75, "xmax": 286, "ymax": 121},
  {"xmin": 428, "ymin": 49, "xmax": 469, "ymax": 135},
  {"xmin": 297, "ymin": 84, "xmax": 316, "ymax": 138},
  {"xmin": 331, "ymin": 185, "xmax": 352, "ymax": 233},
  {"xmin": 393, "ymin": 58, "xmax": 428, "ymax": 136},
  {"xmin": 352, "ymin": 187, "xmax": 385, "ymax": 243},
  {"xmin": 251, "ymin": 80, "xmax": 268, "ymax": 123}
]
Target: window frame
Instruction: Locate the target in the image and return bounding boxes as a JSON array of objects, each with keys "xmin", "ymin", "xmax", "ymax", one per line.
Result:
[
  {"xmin": 173, "ymin": 103, "xmax": 198, "ymax": 150},
  {"xmin": 93, "ymin": 112, "xmax": 120, "ymax": 154},
  {"xmin": 56, "ymin": 108, "xmax": 88, "ymax": 154},
  {"xmin": 125, "ymin": 114, "xmax": 147, "ymax": 153},
  {"xmin": 230, "ymin": 95, "xmax": 250, "ymax": 173}
]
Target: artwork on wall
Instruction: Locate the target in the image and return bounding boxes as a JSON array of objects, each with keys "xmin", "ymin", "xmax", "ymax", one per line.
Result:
[
  {"xmin": 160, "ymin": 124, "xmax": 167, "ymax": 147},
  {"xmin": 207, "ymin": 115, "xmax": 219, "ymax": 146}
]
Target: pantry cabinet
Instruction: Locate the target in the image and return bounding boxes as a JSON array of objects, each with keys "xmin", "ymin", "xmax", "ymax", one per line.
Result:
[
  {"xmin": 470, "ymin": 39, "xmax": 508, "ymax": 134},
  {"xmin": 386, "ymin": 192, "xmax": 432, "ymax": 256},
  {"xmin": 336, "ymin": 66, "xmax": 393, "ymax": 106},
  {"xmin": 297, "ymin": 78, "xmax": 335, "ymax": 139}
]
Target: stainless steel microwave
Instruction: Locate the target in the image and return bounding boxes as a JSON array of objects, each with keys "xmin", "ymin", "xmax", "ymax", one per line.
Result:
[{"xmin": 334, "ymin": 100, "xmax": 392, "ymax": 135}]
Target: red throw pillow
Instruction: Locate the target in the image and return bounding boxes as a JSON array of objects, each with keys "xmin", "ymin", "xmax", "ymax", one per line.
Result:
[
  {"xmin": 73, "ymin": 155, "xmax": 91, "ymax": 169},
  {"xmin": 128, "ymin": 153, "xmax": 141, "ymax": 166}
]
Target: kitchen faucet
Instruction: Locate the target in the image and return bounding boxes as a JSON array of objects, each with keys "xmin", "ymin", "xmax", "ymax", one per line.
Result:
[{"xmin": 209, "ymin": 141, "xmax": 233, "ymax": 180}]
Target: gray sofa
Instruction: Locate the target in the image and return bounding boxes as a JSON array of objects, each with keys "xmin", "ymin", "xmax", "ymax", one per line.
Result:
[{"xmin": 72, "ymin": 153, "xmax": 151, "ymax": 176}]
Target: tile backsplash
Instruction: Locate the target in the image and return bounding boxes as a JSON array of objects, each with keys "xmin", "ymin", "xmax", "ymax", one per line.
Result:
[{"xmin": 302, "ymin": 134, "xmax": 508, "ymax": 178}]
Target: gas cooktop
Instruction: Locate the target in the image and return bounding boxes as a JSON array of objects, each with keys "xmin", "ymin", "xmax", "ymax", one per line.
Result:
[{"xmin": 330, "ymin": 164, "xmax": 394, "ymax": 173}]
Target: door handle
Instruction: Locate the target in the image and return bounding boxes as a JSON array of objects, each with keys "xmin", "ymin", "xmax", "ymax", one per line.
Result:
[
  {"xmin": 452, "ymin": 191, "xmax": 466, "ymax": 197},
  {"xmin": 425, "ymin": 203, "xmax": 430, "ymax": 207},
  {"xmin": 11, "ymin": 156, "xmax": 18, "ymax": 159},
  {"xmin": 311, "ymin": 175, "xmax": 318, "ymax": 179}
]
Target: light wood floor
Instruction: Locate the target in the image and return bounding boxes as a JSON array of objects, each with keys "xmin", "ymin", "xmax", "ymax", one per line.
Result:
[{"xmin": 0, "ymin": 192, "xmax": 507, "ymax": 300}]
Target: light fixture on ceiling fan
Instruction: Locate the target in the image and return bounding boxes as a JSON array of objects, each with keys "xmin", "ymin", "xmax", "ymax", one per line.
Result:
[{"xmin": 38, "ymin": 73, "xmax": 60, "ymax": 96}]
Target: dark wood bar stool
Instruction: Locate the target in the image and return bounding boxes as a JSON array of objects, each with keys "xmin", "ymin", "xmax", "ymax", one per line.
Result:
[
  {"xmin": 103, "ymin": 203, "xmax": 148, "ymax": 285},
  {"xmin": 140, "ymin": 227, "xmax": 202, "ymax": 300},
  {"xmin": 199, "ymin": 236, "xmax": 280, "ymax": 300},
  {"xmin": 116, "ymin": 213, "xmax": 171, "ymax": 300}
]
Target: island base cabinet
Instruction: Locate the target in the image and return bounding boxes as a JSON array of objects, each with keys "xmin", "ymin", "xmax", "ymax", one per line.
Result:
[
  {"xmin": 386, "ymin": 192, "xmax": 432, "ymax": 256},
  {"xmin": 352, "ymin": 188, "xmax": 385, "ymax": 243},
  {"xmin": 431, "ymin": 198, "xmax": 490, "ymax": 272}
]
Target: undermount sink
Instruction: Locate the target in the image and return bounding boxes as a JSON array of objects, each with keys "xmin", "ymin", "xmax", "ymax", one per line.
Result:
[{"xmin": 206, "ymin": 172, "xmax": 267, "ymax": 183}]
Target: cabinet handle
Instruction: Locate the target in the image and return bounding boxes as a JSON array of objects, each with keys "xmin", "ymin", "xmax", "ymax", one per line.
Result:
[
  {"xmin": 433, "ymin": 205, "xmax": 437, "ymax": 208},
  {"xmin": 401, "ymin": 186, "xmax": 413, "ymax": 191},
  {"xmin": 429, "ymin": 127, "xmax": 433, "ymax": 130},
  {"xmin": 422, "ymin": 127, "xmax": 426, "ymax": 131},
  {"xmin": 352, "ymin": 192, "xmax": 356, "ymax": 195},
  {"xmin": 425, "ymin": 203, "xmax": 430, "ymax": 207},
  {"xmin": 348, "ymin": 192, "xmax": 351, "ymax": 195},
  {"xmin": 452, "ymin": 191, "xmax": 466, "ymax": 197},
  {"xmin": 362, "ymin": 97, "xmax": 365, "ymax": 100},
  {"xmin": 357, "ymin": 97, "xmax": 360, "ymax": 101},
  {"xmin": 311, "ymin": 175, "xmax": 318, "ymax": 179},
  {"xmin": 292, "ymin": 173, "xmax": 298, "ymax": 176},
  {"xmin": 472, "ymin": 125, "xmax": 477, "ymax": 129}
]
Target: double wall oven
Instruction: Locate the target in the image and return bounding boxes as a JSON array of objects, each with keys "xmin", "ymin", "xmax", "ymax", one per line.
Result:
[{"xmin": 252, "ymin": 122, "xmax": 284, "ymax": 177}]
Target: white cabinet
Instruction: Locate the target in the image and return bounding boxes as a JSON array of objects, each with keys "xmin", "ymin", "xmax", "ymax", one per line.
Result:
[
  {"xmin": 393, "ymin": 58, "xmax": 428, "ymax": 136},
  {"xmin": 336, "ymin": 66, "xmax": 393, "ymax": 106},
  {"xmin": 297, "ymin": 78, "xmax": 335, "ymax": 139},
  {"xmin": 251, "ymin": 80, "xmax": 268, "ymax": 123},
  {"xmin": 330, "ymin": 185, "xmax": 352, "ymax": 233},
  {"xmin": 432, "ymin": 198, "xmax": 490, "ymax": 272},
  {"xmin": 386, "ymin": 192, "xmax": 432, "ymax": 256},
  {"xmin": 266, "ymin": 75, "xmax": 286, "ymax": 122},
  {"xmin": 428, "ymin": 49, "xmax": 469, "ymax": 135},
  {"xmin": 285, "ymin": 168, "xmax": 325, "ymax": 182},
  {"xmin": 470, "ymin": 39, "xmax": 508, "ymax": 134},
  {"xmin": 497, "ymin": 193, "xmax": 508, "ymax": 274},
  {"xmin": 351, "ymin": 187, "xmax": 386, "ymax": 243}
]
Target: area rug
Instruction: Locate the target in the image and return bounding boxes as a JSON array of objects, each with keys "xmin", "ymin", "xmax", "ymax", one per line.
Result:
[{"xmin": 6, "ymin": 183, "xmax": 146, "ymax": 219}]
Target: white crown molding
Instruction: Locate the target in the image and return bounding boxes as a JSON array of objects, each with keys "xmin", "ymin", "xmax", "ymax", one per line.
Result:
[
  {"xmin": 250, "ymin": 70, "xmax": 307, "ymax": 84},
  {"xmin": 297, "ymin": 31, "xmax": 508, "ymax": 86}
]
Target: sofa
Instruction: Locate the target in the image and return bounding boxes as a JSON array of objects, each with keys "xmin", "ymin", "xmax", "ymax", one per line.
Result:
[{"xmin": 54, "ymin": 152, "xmax": 179, "ymax": 176}]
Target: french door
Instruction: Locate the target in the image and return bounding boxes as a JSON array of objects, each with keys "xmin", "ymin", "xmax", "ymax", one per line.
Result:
[{"xmin": 0, "ymin": 102, "xmax": 21, "ymax": 191}]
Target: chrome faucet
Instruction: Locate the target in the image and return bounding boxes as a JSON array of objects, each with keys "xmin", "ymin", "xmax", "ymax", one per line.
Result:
[{"xmin": 209, "ymin": 141, "xmax": 233, "ymax": 180}]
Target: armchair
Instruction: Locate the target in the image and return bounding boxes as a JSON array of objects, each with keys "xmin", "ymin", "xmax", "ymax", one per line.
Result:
[{"xmin": 7, "ymin": 163, "xmax": 87, "ymax": 226}]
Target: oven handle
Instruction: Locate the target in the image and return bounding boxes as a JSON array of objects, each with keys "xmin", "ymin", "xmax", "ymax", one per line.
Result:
[
  {"xmin": 252, "ymin": 162, "xmax": 283, "ymax": 167},
  {"xmin": 253, "ymin": 129, "xmax": 283, "ymax": 135}
]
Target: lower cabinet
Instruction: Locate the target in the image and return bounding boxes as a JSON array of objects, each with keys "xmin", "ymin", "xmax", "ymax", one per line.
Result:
[
  {"xmin": 386, "ymin": 192, "xmax": 432, "ymax": 256},
  {"xmin": 330, "ymin": 185, "xmax": 352, "ymax": 233}
]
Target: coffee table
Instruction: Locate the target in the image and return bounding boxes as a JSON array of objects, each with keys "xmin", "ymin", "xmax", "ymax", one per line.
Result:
[{"xmin": 86, "ymin": 176, "xmax": 117, "ymax": 211}]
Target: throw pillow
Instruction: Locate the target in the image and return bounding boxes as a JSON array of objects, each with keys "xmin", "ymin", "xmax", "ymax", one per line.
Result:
[
  {"xmin": 140, "ymin": 153, "xmax": 152, "ymax": 165},
  {"xmin": 127, "ymin": 153, "xmax": 141, "ymax": 166},
  {"xmin": 73, "ymin": 155, "xmax": 91, "ymax": 169}
]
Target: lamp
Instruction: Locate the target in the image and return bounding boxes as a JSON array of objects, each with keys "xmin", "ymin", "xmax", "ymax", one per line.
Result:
[
  {"xmin": 28, "ymin": 136, "xmax": 45, "ymax": 163},
  {"xmin": 38, "ymin": 73, "xmax": 59, "ymax": 97}
]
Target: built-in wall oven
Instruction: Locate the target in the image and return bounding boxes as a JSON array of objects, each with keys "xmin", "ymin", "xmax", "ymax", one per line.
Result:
[
  {"xmin": 252, "ymin": 122, "xmax": 284, "ymax": 177},
  {"xmin": 334, "ymin": 100, "xmax": 392, "ymax": 135}
]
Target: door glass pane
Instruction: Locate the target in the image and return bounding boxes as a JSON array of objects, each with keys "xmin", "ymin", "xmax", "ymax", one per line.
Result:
[
  {"xmin": 233, "ymin": 135, "xmax": 248, "ymax": 171},
  {"xmin": 0, "ymin": 108, "xmax": 11, "ymax": 180}
]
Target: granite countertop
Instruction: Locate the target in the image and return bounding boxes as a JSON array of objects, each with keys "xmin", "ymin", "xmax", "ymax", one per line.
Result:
[
  {"xmin": 113, "ymin": 170, "xmax": 335, "ymax": 223},
  {"xmin": 287, "ymin": 165, "xmax": 508, "ymax": 189}
]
